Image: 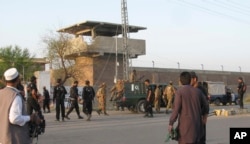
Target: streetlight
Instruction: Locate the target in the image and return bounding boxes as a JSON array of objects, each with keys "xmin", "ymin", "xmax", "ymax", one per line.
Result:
[
  {"xmin": 152, "ymin": 61, "xmax": 155, "ymax": 68},
  {"xmin": 201, "ymin": 64, "xmax": 204, "ymax": 70},
  {"xmin": 239, "ymin": 66, "xmax": 241, "ymax": 72},
  {"xmin": 221, "ymin": 65, "xmax": 224, "ymax": 71},
  {"xmin": 177, "ymin": 62, "xmax": 180, "ymax": 69}
]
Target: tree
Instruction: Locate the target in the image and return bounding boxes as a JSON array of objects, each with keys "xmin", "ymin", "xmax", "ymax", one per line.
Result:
[
  {"xmin": 0, "ymin": 45, "xmax": 36, "ymax": 82},
  {"xmin": 42, "ymin": 31, "xmax": 81, "ymax": 84}
]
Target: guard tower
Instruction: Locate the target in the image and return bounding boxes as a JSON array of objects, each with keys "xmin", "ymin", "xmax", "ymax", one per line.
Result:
[{"xmin": 58, "ymin": 20, "xmax": 146, "ymax": 86}]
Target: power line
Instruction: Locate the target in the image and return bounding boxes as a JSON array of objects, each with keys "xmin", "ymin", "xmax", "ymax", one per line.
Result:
[
  {"xmin": 214, "ymin": 0, "xmax": 250, "ymax": 13},
  {"xmin": 170, "ymin": 0, "xmax": 250, "ymax": 25},
  {"xmin": 203, "ymin": 0, "xmax": 250, "ymax": 17}
]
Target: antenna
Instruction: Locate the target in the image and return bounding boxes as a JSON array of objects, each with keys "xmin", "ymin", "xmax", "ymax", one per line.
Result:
[{"xmin": 121, "ymin": 0, "xmax": 130, "ymax": 80}]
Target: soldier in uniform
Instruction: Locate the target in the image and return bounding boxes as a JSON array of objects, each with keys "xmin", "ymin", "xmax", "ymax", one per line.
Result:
[
  {"xmin": 114, "ymin": 80, "xmax": 125, "ymax": 111},
  {"xmin": 53, "ymin": 78, "xmax": 67, "ymax": 121},
  {"xmin": 26, "ymin": 76, "xmax": 42, "ymax": 115},
  {"xmin": 109, "ymin": 83, "xmax": 117, "ymax": 101},
  {"xmin": 96, "ymin": 83, "xmax": 109, "ymax": 115},
  {"xmin": 144, "ymin": 79, "xmax": 154, "ymax": 118},
  {"xmin": 65, "ymin": 81, "xmax": 83, "ymax": 120},
  {"xmin": 82, "ymin": 80, "xmax": 95, "ymax": 121},
  {"xmin": 163, "ymin": 81, "xmax": 175, "ymax": 114},
  {"xmin": 129, "ymin": 69, "xmax": 137, "ymax": 83},
  {"xmin": 154, "ymin": 85, "xmax": 162, "ymax": 113},
  {"xmin": 43, "ymin": 86, "xmax": 51, "ymax": 113}
]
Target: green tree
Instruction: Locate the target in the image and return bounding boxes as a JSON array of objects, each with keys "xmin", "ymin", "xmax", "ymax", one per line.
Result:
[{"xmin": 0, "ymin": 45, "xmax": 36, "ymax": 82}]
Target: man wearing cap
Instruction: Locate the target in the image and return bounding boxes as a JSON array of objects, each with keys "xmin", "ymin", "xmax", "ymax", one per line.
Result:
[
  {"xmin": 237, "ymin": 77, "xmax": 247, "ymax": 109},
  {"xmin": 163, "ymin": 81, "xmax": 175, "ymax": 114},
  {"xmin": 82, "ymin": 80, "xmax": 95, "ymax": 121},
  {"xmin": 0, "ymin": 68, "xmax": 40, "ymax": 144},
  {"xmin": 26, "ymin": 75, "xmax": 41, "ymax": 115},
  {"xmin": 53, "ymin": 79, "xmax": 67, "ymax": 121}
]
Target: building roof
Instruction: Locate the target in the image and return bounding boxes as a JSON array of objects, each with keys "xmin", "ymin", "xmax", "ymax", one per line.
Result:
[{"xmin": 57, "ymin": 20, "xmax": 146, "ymax": 37}]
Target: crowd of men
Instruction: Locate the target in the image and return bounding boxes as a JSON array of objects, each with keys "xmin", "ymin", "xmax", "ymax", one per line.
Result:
[{"xmin": 0, "ymin": 67, "xmax": 247, "ymax": 144}]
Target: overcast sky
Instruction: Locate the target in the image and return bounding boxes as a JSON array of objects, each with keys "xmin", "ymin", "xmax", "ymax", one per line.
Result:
[{"xmin": 1, "ymin": 0, "xmax": 250, "ymax": 72}]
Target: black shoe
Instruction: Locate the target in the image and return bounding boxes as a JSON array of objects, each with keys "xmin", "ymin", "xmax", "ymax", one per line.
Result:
[
  {"xmin": 148, "ymin": 115, "xmax": 154, "ymax": 118},
  {"xmin": 62, "ymin": 118, "xmax": 65, "ymax": 122},
  {"xmin": 55, "ymin": 119, "xmax": 60, "ymax": 122},
  {"xmin": 104, "ymin": 112, "xmax": 109, "ymax": 116},
  {"xmin": 144, "ymin": 114, "xmax": 149, "ymax": 118},
  {"xmin": 65, "ymin": 115, "xmax": 70, "ymax": 120},
  {"xmin": 78, "ymin": 115, "xmax": 83, "ymax": 119}
]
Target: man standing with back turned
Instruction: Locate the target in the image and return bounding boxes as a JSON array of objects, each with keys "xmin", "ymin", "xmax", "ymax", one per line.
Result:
[
  {"xmin": 168, "ymin": 72, "xmax": 208, "ymax": 144},
  {"xmin": 0, "ymin": 68, "xmax": 40, "ymax": 144}
]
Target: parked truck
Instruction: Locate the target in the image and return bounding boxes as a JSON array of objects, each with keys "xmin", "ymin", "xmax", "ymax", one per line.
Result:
[
  {"xmin": 116, "ymin": 82, "xmax": 167, "ymax": 113},
  {"xmin": 202, "ymin": 81, "xmax": 238, "ymax": 106}
]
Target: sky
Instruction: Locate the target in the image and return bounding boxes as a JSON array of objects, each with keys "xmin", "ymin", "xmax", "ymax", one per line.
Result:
[{"xmin": 1, "ymin": 0, "xmax": 250, "ymax": 72}]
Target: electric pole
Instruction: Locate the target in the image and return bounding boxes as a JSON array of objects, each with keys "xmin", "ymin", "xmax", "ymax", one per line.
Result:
[{"xmin": 121, "ymin": 0, "xmax": 130, "ymax": 80}]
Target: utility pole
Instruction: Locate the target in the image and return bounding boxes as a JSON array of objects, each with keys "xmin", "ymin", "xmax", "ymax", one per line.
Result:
[{"xmin": 121, "ymin": 0, "xmax": 130, "ymax": 80}]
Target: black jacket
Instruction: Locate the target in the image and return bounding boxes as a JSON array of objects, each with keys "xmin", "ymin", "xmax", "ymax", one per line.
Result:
[{"xmin": 82, "ymin": 86, "xmax": 95, "ymax": 102}]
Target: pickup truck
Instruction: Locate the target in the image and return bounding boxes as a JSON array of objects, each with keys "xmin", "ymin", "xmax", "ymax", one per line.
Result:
[
  {"xmin": 116, "ymin": 82, "xmax": 167, "ymax": 113},
  {"xmin": 202, "ymin": 81, "xmax": 239, "ymax": 106}
]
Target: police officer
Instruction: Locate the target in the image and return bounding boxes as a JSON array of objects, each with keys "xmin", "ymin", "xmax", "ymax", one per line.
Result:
[
  {"xmin": 43, "ymin": 86, "xmax": 50, "ymax": 113},
  {"xmin": 26, "ymin": 76, "xmax": 42, "ymax": 115},
  {"xmin": 96, "ymin": 83, "xmax": 109, "ymax": 116},
  {"xmin": 237, "ymin": 77, "xmax": 246, "ymax": 109},
  {"xmin": 82, "ymin": 80, "xmax": 95, "ymax": 121},
  {"xmin": 53, "ymin": 79, "xmax": 67, "ymax": 121},
  {"xmin": 65, "ymin": 81, "xmax": 83, "ymax": 120},
  {"xmin": 144, "ymin": 79, "xmax": 154, "ymax": 118}
]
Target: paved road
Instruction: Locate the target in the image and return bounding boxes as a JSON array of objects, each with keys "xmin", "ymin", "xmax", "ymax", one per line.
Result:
[{"xmin": 36, "ymin": 104, "xmax": 250, "ymax": 144}]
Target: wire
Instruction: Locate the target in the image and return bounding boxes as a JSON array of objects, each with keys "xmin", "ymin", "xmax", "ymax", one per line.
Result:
[
  {"xmin": 203, "ymin": 0, "xmax": 250, "ymax": 16},
  {"xmin": 170, "ymin": 0, "xmax": 250, "ymax": 25}
]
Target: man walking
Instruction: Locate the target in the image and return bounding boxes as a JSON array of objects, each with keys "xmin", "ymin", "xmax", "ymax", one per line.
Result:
[
  {"xmin": 168, "ymin": 72, "xmax": 209, "ymax": 144},
  {"xmin": 53, "ymin": 79, "xmax": 67, "ymax": 121},
  {"xmin": 237, "ymin": 77, "xmax": 247, "ymax": 109},
  {"xmin": 43, "ymin": 86, "xmax": 50, "ymax": 113},
  {"xmin": 65, "ymin": 81, "xmax": 83, "ymax": 120},
  {"xmin": 82, "ymin": 80, "xmax": 95, "ymax": 121}
]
